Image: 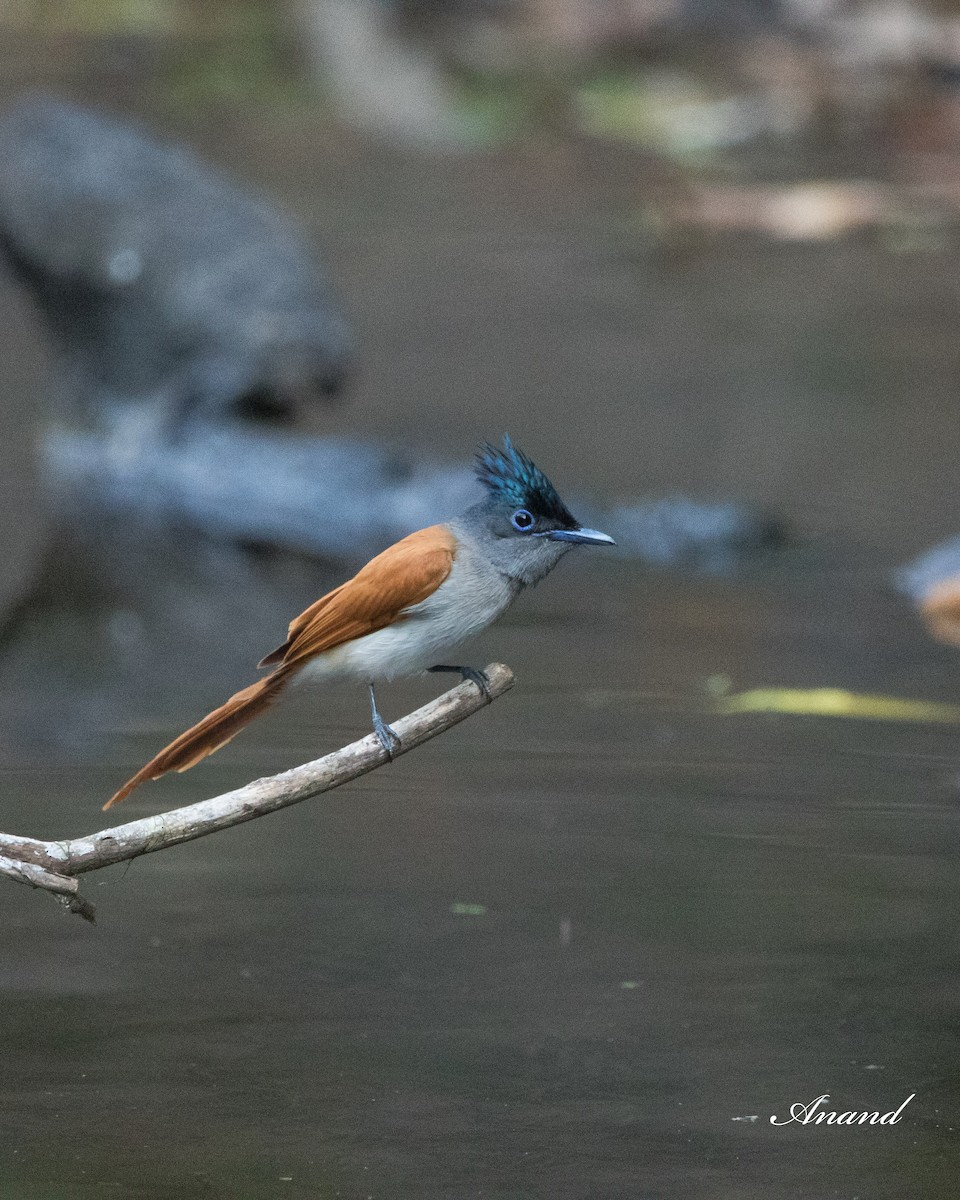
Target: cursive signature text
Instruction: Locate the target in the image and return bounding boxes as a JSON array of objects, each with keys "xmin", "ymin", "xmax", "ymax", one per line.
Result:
[{"xmin": 770, "ymin": 1093, "xmax": 915, "ymax": 1126}]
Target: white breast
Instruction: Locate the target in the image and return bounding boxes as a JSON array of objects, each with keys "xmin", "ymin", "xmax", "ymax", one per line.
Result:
[{"xmin": 297, "ymin": 540, "xmax": 517, "ymax": 686}]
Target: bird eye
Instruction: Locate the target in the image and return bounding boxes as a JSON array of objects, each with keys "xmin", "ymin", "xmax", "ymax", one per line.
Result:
[{"xmin": 511, "ymin": 508, "xmax": 534, "ymax": 532}]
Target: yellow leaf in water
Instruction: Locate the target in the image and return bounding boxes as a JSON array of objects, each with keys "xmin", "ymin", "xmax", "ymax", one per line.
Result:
[{"xmin": 714, "ymin": 688, "xmax": 960, "ymax": 723}]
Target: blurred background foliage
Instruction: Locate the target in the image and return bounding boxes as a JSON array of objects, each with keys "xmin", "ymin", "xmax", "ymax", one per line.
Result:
[
  {"xmin": 6, "ymin": 0, "xmax": 960, "ymax": 145},
  {"xmin": 7, "ymin": 0, "xmax": 960, "ymax": 221}
]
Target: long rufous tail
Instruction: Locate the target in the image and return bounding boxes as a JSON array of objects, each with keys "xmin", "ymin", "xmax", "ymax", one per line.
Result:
[{"xmin": 105, "ymin": 665, "xmax": 297, "ymax": 810}]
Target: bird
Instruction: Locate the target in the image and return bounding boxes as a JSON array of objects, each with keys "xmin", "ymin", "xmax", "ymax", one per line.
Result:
[{"xmin": 105, "ymin": 437, "xmax": 614, "ymax": 809}]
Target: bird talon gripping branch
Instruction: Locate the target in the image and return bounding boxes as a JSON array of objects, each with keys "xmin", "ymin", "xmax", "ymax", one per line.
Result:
[
  {"xmin": 105, "ymin": 437, "xmax": 614, "ymax": 809},
  {"xmin": 428, "ymin": 665, "xmax": 492, "ymax": 701}
]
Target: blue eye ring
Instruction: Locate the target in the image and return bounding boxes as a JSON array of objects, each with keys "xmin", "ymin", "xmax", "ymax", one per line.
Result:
[{"xmin": 511, "ymin": 508, "xmax": 534, "ymax": 532}]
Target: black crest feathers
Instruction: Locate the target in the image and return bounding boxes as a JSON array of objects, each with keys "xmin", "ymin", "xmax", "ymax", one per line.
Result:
[{"xmin": 474, "ymin": 435, "xmax": 576, "ymax": 526}]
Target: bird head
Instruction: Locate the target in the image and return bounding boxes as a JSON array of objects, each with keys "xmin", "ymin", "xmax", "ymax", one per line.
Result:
[{"xmin": 468, "ymin": 435, "xmax": 615, "ymax": 585}]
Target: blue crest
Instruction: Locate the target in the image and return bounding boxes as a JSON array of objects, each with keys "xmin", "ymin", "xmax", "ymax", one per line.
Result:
[{"xmin": 474, "ymin": 435, "xmax": 576, "ymax": 526}]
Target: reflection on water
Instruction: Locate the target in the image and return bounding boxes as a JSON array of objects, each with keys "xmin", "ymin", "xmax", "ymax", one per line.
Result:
[{"xmin": 2, "ymin": 119, "xmax": 960, "ymax": 1197}]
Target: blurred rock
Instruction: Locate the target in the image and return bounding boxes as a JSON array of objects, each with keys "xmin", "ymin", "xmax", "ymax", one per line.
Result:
[
  {"xmin": 917, "ymin": 575, "xmax": 960, "ymax": 648},
  {"xmin": 47, "ymin": 414, "xmax": 783, "ymax": 567},
  {"xmin": 590, "ymin": 495, "xmax": 783, "ymax": 564},
  {"xmin": 0, "ymin": 90, "xmax": 782, "ymax": 575},
  {"xmin": 895, "ymin": 537, "xmax": 960, "ymax": 604},
  {"xmin": 896, "ymin": 539, "xmax": 960, "ymax": 648},
  {"xmin": 893, "ymin": 538, "xmax": 960, "ymax": 647},
  {"xmin": 0, "ymin": 92, "xmax": 354, "ymax": 429}
]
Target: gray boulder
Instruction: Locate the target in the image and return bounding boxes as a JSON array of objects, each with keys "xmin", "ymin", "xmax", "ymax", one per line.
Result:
[{"xmin": 0, "ymin": 93, "xmax": 353, "ymax": 428}]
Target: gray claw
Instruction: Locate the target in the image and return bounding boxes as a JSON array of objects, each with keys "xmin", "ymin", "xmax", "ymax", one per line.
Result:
[
  {"xmin": 373, "ymin": 716, "xmax": 401, "ymax": 760},
  {"xmin": 461, "ymin": 667, "xmax": 492, "ymax": 702},
  {"xmin": 428, "ymin": 664, "xmax": 492, "ymax": 702}
]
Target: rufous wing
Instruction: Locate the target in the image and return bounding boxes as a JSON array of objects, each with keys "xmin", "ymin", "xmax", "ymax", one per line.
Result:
[
  {"xmin": 106, "ymin": 525, "xmax": 456, "ymax": 808},
  {"xmin": 258, "ymin": 524, "xmax": 456, "ymax": 667}
]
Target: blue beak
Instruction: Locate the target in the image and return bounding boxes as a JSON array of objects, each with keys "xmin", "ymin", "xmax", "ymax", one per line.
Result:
[{"xmin": 545, "ymin": 527, "xmax": 616, "ymax": 546}]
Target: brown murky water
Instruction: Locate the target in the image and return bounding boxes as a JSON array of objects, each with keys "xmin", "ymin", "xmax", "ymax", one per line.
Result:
[{"xmin": 2, "ymin": 106, "xmax": 960, "ymax": 1198}]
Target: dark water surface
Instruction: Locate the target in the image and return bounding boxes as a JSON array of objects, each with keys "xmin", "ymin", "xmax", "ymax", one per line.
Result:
[
  {"xmin": 3, "ymin": 545, "xmax": 960, "ymax": 1198},
  {"xmin": 2, "ymin": 126, "xmax": 960, "ymax": 1197}
]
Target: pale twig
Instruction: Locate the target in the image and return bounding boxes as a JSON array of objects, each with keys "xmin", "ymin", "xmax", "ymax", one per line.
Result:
[{"xmin": 0, "ymin": 663, "xmax": 514, "ymax": 922}]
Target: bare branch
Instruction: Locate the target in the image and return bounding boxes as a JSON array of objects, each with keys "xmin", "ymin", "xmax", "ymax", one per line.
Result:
[{"xmin": 0, "ymin": 663, "xmax": 514, "ymax": 921}]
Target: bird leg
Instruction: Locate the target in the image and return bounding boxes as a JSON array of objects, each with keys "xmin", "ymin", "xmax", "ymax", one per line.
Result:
[
  {"xmin": 428, "ymin": 665, "xmax": 492, "ymax": 702},
  {"xmin": 369, "ymin": 685, "xmax": 401, "ymax": 759}
]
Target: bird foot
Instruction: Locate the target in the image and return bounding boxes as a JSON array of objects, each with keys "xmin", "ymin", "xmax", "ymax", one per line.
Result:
[
  {"xmin": 373, "ymin": 714, "xmax": 401, "ymax": 760},
  {"xmin": 428, "ymin": 665, "xmax": 492, "ymax": 702},
  {"xmin": 460, "ymin": 666, "xmax": 492, "ymax": 702}
]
